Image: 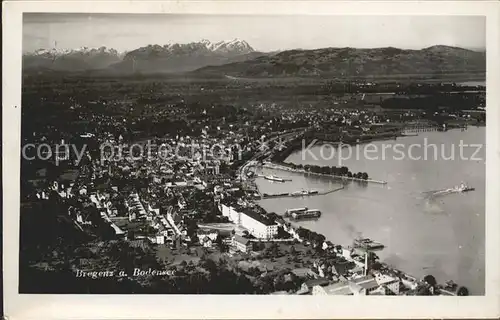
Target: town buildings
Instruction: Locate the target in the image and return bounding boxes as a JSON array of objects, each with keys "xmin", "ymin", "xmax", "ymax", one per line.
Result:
[
  {"xmin": 232, "ymin": 234, "xmax": 252, "ymax": 253},
  {"xmin": 218, "ymin": 202, "xmax": 278, "ymax": 239},
  {"xmin": 312, "ymin": 274, "xmax": 397, "ymax": 295}
]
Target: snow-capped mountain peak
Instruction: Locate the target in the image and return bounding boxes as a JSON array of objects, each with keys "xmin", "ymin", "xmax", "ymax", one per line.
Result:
[
  {"xmin": 22, "ymin": 40, "xmax": 258, "ymax": 73},
  {"xmin": 23, "ymin": 46, "xmax": 124, "ymax": 72},
  {"xmin": 32, "ymin": 48, "xmax": 71, "ymax": 56},
  {"xmin": 121, "ymin": 39, "xmax": 255, "ymax": 61},
  {"xmin": 209, "ymin": 38, "xmax": 253, "ymax": 53},
  {"xmin": 27, "ymin": 46, "xmax": 122, "ymax": 57},
  {"xmin": 200, "ymin": 39, "xmax": 212, "ymax": 46},
  {"xmin": 25, "ymin": 40, "xmax": 254, "ymax": 58}
]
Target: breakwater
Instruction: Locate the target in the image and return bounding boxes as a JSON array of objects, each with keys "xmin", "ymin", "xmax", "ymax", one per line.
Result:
[
  {"xmin": 262, "ymin": 162, "xmax": 388, "ymax": 185},
  {"xmin": 256, "ymin": 174, "xmax": 293, "ymax": 182},
  {"xmin": 261, "ymin": 186, "xmax": 344, "ymax": 199}
]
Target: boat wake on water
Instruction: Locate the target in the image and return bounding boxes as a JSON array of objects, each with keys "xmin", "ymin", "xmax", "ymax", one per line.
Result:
[{"xmin": 422, "ymin": 182, "xmax": 475, "ymax": 199}]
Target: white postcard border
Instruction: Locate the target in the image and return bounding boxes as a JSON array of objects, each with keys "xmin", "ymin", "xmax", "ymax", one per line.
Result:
[{"xmin": 3, "ymin": 1, "xmax": 500, "ymax": 319}]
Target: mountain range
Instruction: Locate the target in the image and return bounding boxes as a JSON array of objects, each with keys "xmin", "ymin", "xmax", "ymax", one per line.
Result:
[
  {"xmin": 23, "ymin": 46, "xmax": 124, "ymax": 72},
  {"xmin": 195, "ymin": 45, "xmax": 486, "ymax": 78},
  {"xmin": 23, "ymin": 39, "xmax": 266, "ymax": 74},
  {"xmin": 23, "ymin": 40, "xmax": 486, "ymax": 78}
]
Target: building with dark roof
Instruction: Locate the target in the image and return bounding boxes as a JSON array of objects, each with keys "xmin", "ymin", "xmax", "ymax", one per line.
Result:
[
  {"xmin": 232, "ymin": 234, "xmax": 252, "ymax": 253},
  {"xmin": 297, "ymin": 278, "xmax": 331, "ymax": 294}
]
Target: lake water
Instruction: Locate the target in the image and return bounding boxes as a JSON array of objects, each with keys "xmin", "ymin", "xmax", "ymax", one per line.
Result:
[{"xmin": 256, "ymin": 126, "xmax": 485, "ymax": 294}]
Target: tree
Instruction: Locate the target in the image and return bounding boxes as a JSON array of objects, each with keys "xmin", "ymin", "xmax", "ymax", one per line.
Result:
[
  {"xmin": 371, "ymin": 261, "xmax": 382, "ymax": 271},
  {"xmin": 273, "ymin": 273, "xmax": 286, "ymax": 291},
  {"xmin": 201, "ymin": 258, "xmax": 217, "ymax": 273},
  {"xmin": 186, "ymin": 260, "xmax": 196, "ymax": 271},
  {"xmin": 457, "ymin": 286, "xmax": 469, "ymax": 296},
  {"xmin": 423, "ymin": 274, "xmax": 437, "ymax": 287},
  {"xmin": 340, "ymin": 166, "xmax": 349, "ymax": 175},
  {"xmin": 314, "ymin": 245, "xmax": 325, "ymax": 254},
  {"xmin": 416, "ymin": 284, "xmax": 432, "ymax": 295},
  {"xmin": 253, "ymin": 240, "xmax": 265, "ymax": 252},
  {"xmin": 217, "ymin": 239, "xmax": 229, "ymax": 253},
  {"xmin": 269, "ymin": 243, "xmax": 280, "ymax": 256}
]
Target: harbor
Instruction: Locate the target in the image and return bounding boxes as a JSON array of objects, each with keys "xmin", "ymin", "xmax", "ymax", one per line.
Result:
[
  {"xmin": 279, "ymin": 210, "xmax": 436, "ymax": 292},
  {"xmin": 256, "ymin": 127, "xmax": 485, "ymax": 295}
]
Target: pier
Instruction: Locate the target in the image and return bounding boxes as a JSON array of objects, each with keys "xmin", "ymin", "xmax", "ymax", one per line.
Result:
[
  {"xmin": 400, "ymin": 133, "xmax": 419, "ymax": 137},
  {"xmin": 261, "ymin": 186, "xmax": 344, "ymax": 200},
  {"xmin": 256, "ymin": 174, "xmax": 292, "ymax": 182},
  {"xmin": 262, "ymin": 162, "xmax": 388, "ymax": 185}
]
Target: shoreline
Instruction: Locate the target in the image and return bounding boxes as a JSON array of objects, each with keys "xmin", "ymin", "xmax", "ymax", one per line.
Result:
[
  {"xmin": 270, "ymin": 124, "xmax": 482, "ymax": 163},
  {"xmin": 258, "ymin": 201, "xmax": 431, "ymax": 292},
  {"xmin": 247, "ymin": 129, "xmax": 480, "ymax": 293},
  {"xmin": 253, "ymin": 188, "xmax": 459, "ymax": 294}
]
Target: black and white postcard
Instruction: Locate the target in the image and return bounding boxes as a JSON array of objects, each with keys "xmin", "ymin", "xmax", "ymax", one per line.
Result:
[{"xmin": 3, "ymin": 1, "xmax": 500, "ymax": 319}]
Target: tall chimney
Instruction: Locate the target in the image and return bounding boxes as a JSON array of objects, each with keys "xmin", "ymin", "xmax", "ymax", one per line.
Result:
[{"xmin": 364, "ymin": 251, "xmax": 369, "ymax": 276}]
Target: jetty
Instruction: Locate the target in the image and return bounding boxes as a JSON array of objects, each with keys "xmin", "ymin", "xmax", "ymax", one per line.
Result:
[
  {"xmin": 256, "ymin": 174, "xmax": 292, "ymax": 182},
  {"xmin": 400, "ymin": 133, "xmax": 419, "ymax": 137},
  {"xmin": 262, "ymin": 162, "xmax": 388, "ymax": 185},
  {"xmin": 261, "ymin": 186, "xmax": 344, "ymax": 200}
]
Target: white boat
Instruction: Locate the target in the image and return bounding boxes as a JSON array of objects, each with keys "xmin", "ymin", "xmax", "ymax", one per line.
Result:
[
  {"xmin": 264, "ymin": 175, "xmax": 285, "ymax": 182},
  {"xmin": 285, "ymin": 207, "xmax": 308, "ymax": 216},
  {"xmin": 451, "ymin": 182, "xmax": 475, "ymax": 193},
  {"xmin": 354, "ymin": 238, "xmax": 385, "ymax": 250}
]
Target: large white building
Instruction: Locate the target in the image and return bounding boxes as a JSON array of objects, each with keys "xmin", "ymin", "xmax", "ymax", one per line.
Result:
[
  {"xmin": 219, "ymin": 203, "xmax": 241, "ymax": 225},
  {"xmin": 219, "ymin": 203, "xmax": 278, "ymax": 239},
  {"xmin": 239, "ymin": 209, "xmax": 278, "ymax": 239}
]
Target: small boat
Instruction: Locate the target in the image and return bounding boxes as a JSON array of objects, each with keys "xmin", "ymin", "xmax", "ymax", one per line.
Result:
[
  {"xmin": 285, "ymin": 207, "xmax": 308, "ymax": 216},
  {"xmin": 452, "ymin": 182, "xmax": 475, "ymax": 193},
  {"xmin": 291, "ymin": 209, "xmax": 321, "ymax": 220},
  {"xmin": 353, "ymin": 238, "xmax": 385, "ymax": 250},
  {"xmin": 430, "ymin": 182, "xmax": 475, "ymax": 196},
  {"xmin": 264, "ymin": 175, "xmax": 285, "ymax": 182}
]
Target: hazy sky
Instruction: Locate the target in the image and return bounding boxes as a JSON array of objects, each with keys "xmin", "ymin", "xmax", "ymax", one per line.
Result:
[{"xmin": 23, "ymin": 14, "xmax": 486, "ymax": 52}]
